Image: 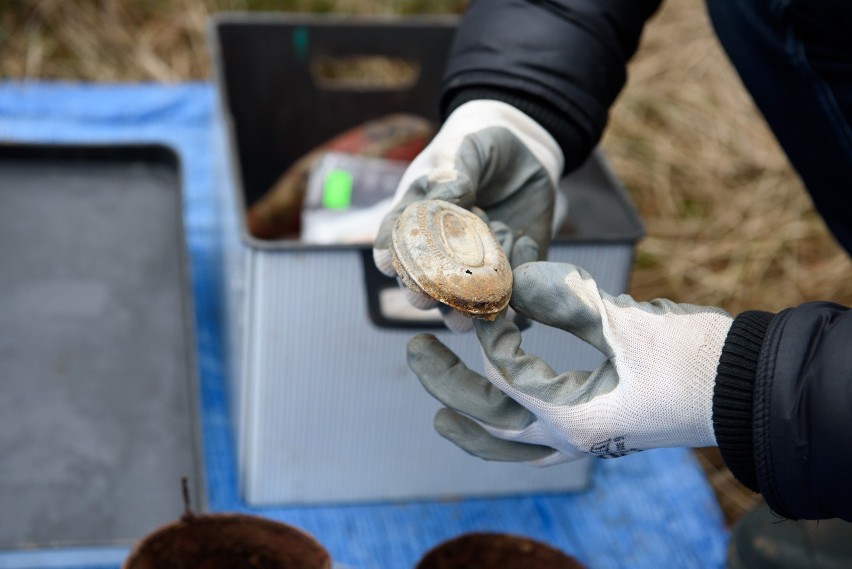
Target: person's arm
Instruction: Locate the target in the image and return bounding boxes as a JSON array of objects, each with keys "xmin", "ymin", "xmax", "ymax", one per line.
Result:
[
  {"xmin": 372, "ymin": 1, "xmax": 662, "ymax": 326},
  {"xmin": 441, "ymin": 0, "xmax": 662, "ymax": 172},
  {"xmin": 406, "ymin": 261, "xmax": 852, "ymax": 522},
  {"xmin": 714, "ymin": 303, "xmax": 852, "ymax": 521}
]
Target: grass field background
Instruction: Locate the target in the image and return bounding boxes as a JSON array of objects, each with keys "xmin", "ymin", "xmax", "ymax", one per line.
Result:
[{"xmin": 4, "ymin": 0, "xmax": 850, "ymax": 525}]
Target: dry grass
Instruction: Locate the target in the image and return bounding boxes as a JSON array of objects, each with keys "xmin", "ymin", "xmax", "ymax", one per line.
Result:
[
  {"xmin": 0, "ymin": 0, "xmax": 464, "ymax": 80},
  {"xmin": 3, "ymin": 0, "xmax": 849, "ymax": 527},
  {"xmin": 605, "ymin": 2, "xmax": 852, "ymax": 314}
]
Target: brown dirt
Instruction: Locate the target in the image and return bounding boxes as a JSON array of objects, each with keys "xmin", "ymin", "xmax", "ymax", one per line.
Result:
[
  {"xmin": 123, "ymin": 514, "xmax": 331, "ymax": 569},
  {"xmin": 416, "ymin": 532, "xmax": 585, "ymax": 569}
]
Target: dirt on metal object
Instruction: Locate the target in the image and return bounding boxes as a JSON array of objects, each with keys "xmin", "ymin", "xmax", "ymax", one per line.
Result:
[
  {"xmin": 391, "ymin": 200, "xmax": 512, "ymax": 320},
  {"xmin": 123, "ymin": 482, "xmax": 331, "ymax": 569},
  {"xmin": 416, "ymin": 532, "xmax": 585, "ymax": 569}
]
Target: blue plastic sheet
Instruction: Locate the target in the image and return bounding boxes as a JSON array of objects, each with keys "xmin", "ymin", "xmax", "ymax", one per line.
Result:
[{"xmin": 0, "ymin": 81, "xmax": 729, "ymax": 569}]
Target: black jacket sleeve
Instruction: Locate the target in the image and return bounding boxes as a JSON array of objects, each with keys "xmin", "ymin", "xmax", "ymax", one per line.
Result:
[
  {"xmin": 440, "ymin": 0, "xmax": 662, "ymax": 172},
  {"xmin": 714, "ymin": 302, "xmax": 852, "ymax": 521}
]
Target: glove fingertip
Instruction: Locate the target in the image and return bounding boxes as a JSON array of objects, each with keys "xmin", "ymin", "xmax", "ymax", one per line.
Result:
[
  {"xmin": 406, "ymin": 332, "xmax": 438, "ymax": 354},
  {"xmin": 439, "ymin": 305, "xmax": 474, "ymax": 333},
  {"xmin": 372, "ymin": 247, "xmax": 397, "ymax": 277},
  {"xmin": 406, "ymin": 333, "xmax": 448, "ymax": 367},
  {"xmin": 510, "ymin": 235, "xmax": 540, "ymax": 267},
  {"xmin": 401, "ymin": 282, "xmax": 439, "ymax": 310},
  {"xmin": 406, "ymin": 333, "xmax": 462, "ymax": 381},
  {"xmin": 434, "ymin": 407, "xmax": 463, "ymax": 435},
  {"xmin": 432, "ymin": 409, "xmax": 483, "ymax": 453},
  {"xmin": 469, "ymin": 205, "xmax": 489, "ymax": 223}
]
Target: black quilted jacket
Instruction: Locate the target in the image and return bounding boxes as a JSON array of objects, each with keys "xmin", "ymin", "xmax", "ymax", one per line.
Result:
[{"xmin": 440, "ymin": 0, "xmax": 852, "ymax": 521}]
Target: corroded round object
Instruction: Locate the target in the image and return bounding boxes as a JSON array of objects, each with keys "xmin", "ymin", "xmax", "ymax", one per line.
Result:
[{"xmin": 390, "ymin": 200, "xmax": 512, "ymax": 320}]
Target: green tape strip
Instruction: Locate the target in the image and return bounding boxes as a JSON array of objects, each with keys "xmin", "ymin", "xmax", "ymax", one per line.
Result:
[
  {"xmin": 292, "ymin": 27, "xmax": 309, "ymax": 61},
  {"xmin": 322, "ymin": 169, "xmax": 354, "ymax": 210}
]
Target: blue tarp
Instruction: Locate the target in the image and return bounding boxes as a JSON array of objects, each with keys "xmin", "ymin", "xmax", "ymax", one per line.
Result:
[{"xmin": 0, "ymin": 81, "xmax": 729, "ymax": 569}]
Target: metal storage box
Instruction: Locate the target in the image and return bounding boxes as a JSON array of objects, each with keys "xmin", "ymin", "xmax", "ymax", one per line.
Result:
[
  {"xmin": 0, "ymin": 144, "xmax": 204, "ymax": 563},
  {"xmin": 209, "ymin": 14, "xmax": 644, "ymax": 506}
]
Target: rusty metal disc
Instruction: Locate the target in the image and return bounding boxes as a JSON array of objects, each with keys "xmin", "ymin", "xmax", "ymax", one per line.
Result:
[{"xmin": 390, "ymin": 200, "xmax": 512, "ymax": 320}]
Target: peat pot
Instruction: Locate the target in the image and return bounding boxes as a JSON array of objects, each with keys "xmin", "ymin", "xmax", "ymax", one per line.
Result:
[
  {"xmin": 123, "ymin": 513, "xmax": 331, "ymax": 569},
  {"xmin": 416, "ymin": 532, "xmax": 585, "ymax": 569}
]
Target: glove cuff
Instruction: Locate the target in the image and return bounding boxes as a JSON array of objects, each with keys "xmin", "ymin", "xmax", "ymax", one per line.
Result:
[
  {"xmin": 713, "ymin": 310, "xmax": 775, "ymax": 492},
  {"xmin": 444, "ymin": 86, "xmax": 590, "ymax": 174}
]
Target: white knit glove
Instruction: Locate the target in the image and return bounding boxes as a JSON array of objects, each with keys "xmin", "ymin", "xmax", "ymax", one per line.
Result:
[
  {"xmin": 407, "ymin": 262, "xmax": 734, "ymax": 465},
  {"xmin": 372, "ymin": 100, "xmax": 565, "ymax": 332}
]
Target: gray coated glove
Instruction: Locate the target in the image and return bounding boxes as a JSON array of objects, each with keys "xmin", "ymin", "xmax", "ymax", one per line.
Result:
[
  {"xmin": 408, "ymin": 262, "xmax": 734, "ymax": 466},
  {"xmin": 373, "ymin": 100, "xmax": 565, "ymax": 331}
]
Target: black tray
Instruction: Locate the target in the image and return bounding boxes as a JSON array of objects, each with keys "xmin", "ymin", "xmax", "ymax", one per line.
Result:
[{"xmin": 0, "ymin": 144, "xmax": 204, "ymax": 552}]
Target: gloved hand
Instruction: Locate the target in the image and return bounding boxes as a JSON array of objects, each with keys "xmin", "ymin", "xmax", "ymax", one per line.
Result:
[
  {"xmin": 407, "ymin": 262, "xmax": 734, "ymax": 466},
  {"xmin": 372, "ymin": 100, "xmax": 565, "ymax": 331}
]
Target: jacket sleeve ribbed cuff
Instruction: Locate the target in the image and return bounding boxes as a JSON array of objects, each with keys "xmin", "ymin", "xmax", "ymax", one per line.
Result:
[
  {"xmin": 442, "ymin": 87, "xmax": 594, "ymax": 174},
  {"xmin": 713, "ymin": 310, "xmax": 775, "ymax": 493}
]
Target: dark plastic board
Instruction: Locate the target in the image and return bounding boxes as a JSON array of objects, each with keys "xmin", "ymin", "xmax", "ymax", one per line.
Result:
[{"xmin": 0, "ymin": 145, "xmax": 204, "ymax": 550}]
